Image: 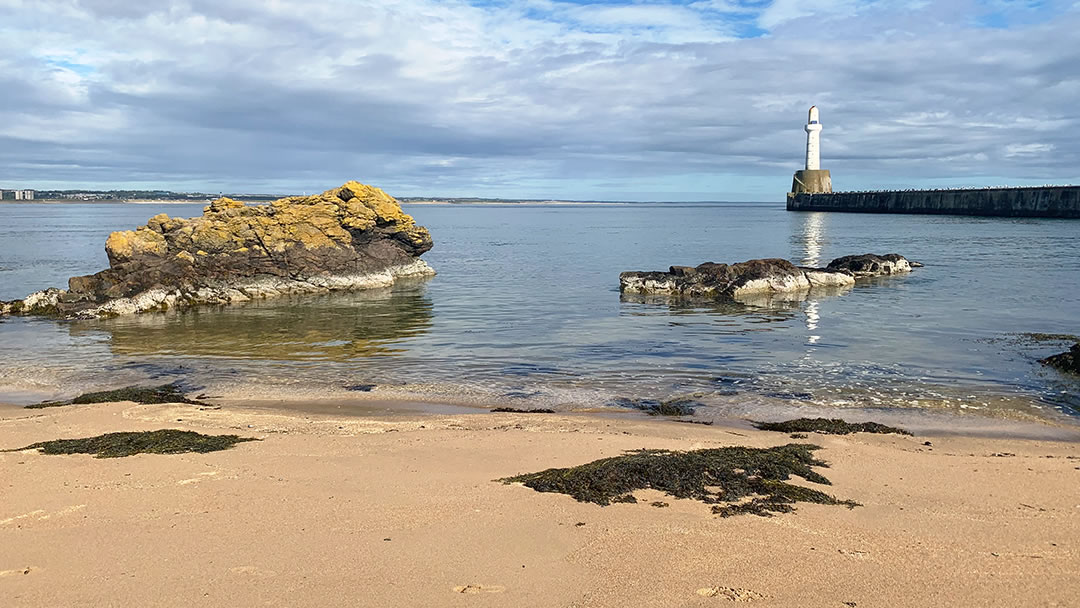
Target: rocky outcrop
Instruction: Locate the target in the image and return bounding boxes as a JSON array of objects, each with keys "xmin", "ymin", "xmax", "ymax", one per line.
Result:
[
  {"xmin": 1040, "ymin": 343, "xmax": 1080, "ymax": 375},
  {"xmin": 1, "ymin": 182, "xmax": 434, "ymax": 319},
  {"xmin": 620, "ymin": 254, "xmax": 915, "ymax": 298},
  {"xmin": 826, "ymin": 253, "xmax": 914, "ymax": 277}
]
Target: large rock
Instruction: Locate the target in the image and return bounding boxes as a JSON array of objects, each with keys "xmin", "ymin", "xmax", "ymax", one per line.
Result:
[
  {"xmin": 620, "ymin": 254, "xmax": 916, "ymax": 298},
  {"xmin": 1, "ymin": 182, "xmax": 435, "ymax": 318},
  {"xmin": 826, "ymin": 253, "xmax": 913, "ymax": 277}
]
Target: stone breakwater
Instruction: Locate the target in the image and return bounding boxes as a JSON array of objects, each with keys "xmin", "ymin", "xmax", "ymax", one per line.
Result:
[
  {"xmin": 787, "ymin": 185, "xmax": 1080, "ymax": 218},
  {"xmin": 1, "ymin": 182, "xmax": 434, "ymax": 319},
  {"xmin": 620, "ymin": 254, "xmax": 914, "ymax": 298}
]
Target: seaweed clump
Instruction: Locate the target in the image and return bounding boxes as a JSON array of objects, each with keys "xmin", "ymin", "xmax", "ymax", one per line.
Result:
[
  {"xmin": 491, "ymin": 407, "xmax": 557, "ymax": 414},
  {"xmin": 753, "ymin": 418, "xmax": 911, "ymax": 436},
  {"xmin": 26, "ymin": 383, "xmax": 207, "ymax": 409},
  {"xmin": 611, "ymin": 396, "xmax": 702, "ymax": 416},
  {"xmin": 500, "ymin": 443, "xmax": 857, "ymax": 517},
  {"xmin": 6, "ymin": 429, "xmax": 258, "ymax": 458},
  {"xmin": 1040, "ymin": 343, "xmax": 1080, "ymax": 375}
]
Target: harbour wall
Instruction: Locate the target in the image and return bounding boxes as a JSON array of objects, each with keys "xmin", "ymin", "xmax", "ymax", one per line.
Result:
[{"xmin": 787, "ymin": 185, "xmax": 1080, "ymax": 218}]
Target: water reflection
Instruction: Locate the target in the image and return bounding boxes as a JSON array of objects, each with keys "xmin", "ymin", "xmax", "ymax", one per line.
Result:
[
  {"xmin": 68, "ymin": 281, "xmax": 434, "ymax": 361},
  {"xmin": 797, "ymin": 212, "xmax": 828, "ymax": 345},
  {"xmin": 620, "ymin": 285, "xmax": 850, "ymax": 322},
  {"xmin": 620, "ymin": 292, "xmax": 799, "ymax": 322}
]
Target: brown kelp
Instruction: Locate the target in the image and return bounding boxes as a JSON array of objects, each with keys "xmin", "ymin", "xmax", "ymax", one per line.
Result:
[
  {"xmin": 501, "ymin": 443, "xmax": 857, "ymax": 517},
  {"xmin": 26, "ymin": 383, "xmax": 207, "ymax": 409},
  {"xmin": 753, "ymin": 418, "xmax": 911, "ymax": 436},
  {"xmin": 7, "ymin": 429, "xmax": 257, "ymax": 458}
]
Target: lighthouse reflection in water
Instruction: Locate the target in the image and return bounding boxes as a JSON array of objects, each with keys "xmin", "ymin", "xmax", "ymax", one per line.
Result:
[{"xmin": 798, "ymin": 212, "xmax": 826, "ymax": 346}]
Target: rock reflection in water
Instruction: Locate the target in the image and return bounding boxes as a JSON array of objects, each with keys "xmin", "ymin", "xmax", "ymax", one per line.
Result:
[
  {"xmin": 68, "ymin": 282, "xmax": 434, "ymax": 361},
  {"xmin": 620, "ymin": 285, "xmax": 850, "ymax": 323}
]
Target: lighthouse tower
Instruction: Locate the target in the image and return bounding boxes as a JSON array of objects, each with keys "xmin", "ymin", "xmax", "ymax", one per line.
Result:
[
  {"xmin": 790, "ymin": 106, "xmax": 832, "ymax": 195},
  {"xmin": 805, "ymin": 106, "xmax": 822, "ymax": 170}
]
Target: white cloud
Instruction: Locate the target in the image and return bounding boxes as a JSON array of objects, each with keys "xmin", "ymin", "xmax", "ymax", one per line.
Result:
[
  {"xmin": 0, "ymin": 0, "xmax": 1077, "ymax": 200},
  {"xmin": 757, "ymin": 0, "xmax": 860, "ymax": 29},
  {"xmin": 1004, "ymin": 143, "xmax": 1055, "ymax": 157}
]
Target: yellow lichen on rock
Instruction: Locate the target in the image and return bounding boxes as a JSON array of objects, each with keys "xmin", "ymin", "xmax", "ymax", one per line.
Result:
[
  {"xmin": 335, "ymin": 181, "xmax": 416, "ymax": 226},
  {"xmin": 106, "ymin": 228, "xmax": 168, "ymax": 264},
  {"xmin": 205, "ymin": 197, "xmax": 246, "ymax": 214},
  {"xmin": 101, "ymin": 182, "xmax": 428, "ymax": 265},
  {"xmin": 190, "ymin": 223, "xmax": 236, "ymax": 253}
]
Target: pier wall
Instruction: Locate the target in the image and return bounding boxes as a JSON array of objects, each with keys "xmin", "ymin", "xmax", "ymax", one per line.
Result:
[{"xmin": 787, "ymin": 186, "xmax": 1080, "ymax": 218}]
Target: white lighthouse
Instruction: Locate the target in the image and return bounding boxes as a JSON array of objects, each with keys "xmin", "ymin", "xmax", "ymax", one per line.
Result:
[
  {"xmin": 789, "ymin": 105, "xmax": 832, "ymax": 196},
  {"xmin": 805, "ymin": 106, "xmax": 822, "ymax": 170}
]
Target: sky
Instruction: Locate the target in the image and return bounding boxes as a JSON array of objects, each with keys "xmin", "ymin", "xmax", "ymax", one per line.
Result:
[{"xmin": 1, "ymin": 0, "xmax": 1078, "ymax": 201}]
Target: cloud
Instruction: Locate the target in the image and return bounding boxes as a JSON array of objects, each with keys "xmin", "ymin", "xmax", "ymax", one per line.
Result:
[
  {"xmin": 0, "ymin": 0, "xmax": 1078, "ymax": 200},
  {"xmin": 757, "ymin": 0, "xmax": 861, "ymax": 29}
]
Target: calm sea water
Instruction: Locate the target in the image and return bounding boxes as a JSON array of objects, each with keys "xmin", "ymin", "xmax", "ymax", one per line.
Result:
[{"xmin": 0, "ymin": 202, "xmax": 1077, "ymax": 424}]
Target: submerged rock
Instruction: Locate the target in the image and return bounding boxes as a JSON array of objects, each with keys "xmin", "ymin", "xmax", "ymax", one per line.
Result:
[
  {"xmin": 1, "ymin": 182, "xmax": 434, "ymax": 319},
  {"xmin": 619, "ymin": 254, "xmax": 915, "ymax": 298},
  {"xmin": 1040, "ymin": 343, "xmax": 1080, "ymax": 375}
]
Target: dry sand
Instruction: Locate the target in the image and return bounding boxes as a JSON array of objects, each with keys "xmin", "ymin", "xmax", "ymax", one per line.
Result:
[{"xmin": 1, "ymin": 399, "xmax": 1078, "ymax": 607}]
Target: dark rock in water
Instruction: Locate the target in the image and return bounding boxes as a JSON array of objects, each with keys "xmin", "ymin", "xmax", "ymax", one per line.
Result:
[
  {"xmin": 611, "ymin": 396, "xmax": 701, "ymax": 416},
  {"xmin": 621, "ymin": 258, "xmax": 835, "ymax": 298},
  {"xmin": 1, "ymin": 182, "xmax": 434, "ymax": 319},
  {"xmin": 345, "ymin": 384, "xmax": 377, "ymax": 392},
  {"xmin": 753, "ymin": 417, "xmax": 912, "ymax": 436},
  {"xmin": 826, "ymin": 253, "xmax": 913, "ymax": 277},
  {"xmin": 619, "ymin": 254, "xmax": 916, "ymax": 299},
  {"xmin": 1040, "ymin": 343, "xmax": 1080, "ymax": 375}
]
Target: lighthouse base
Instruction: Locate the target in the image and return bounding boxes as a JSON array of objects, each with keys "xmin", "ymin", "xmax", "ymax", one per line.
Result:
[{"xmin": 790, "ymin": 170, "xmax": 832, "ymax": 195}]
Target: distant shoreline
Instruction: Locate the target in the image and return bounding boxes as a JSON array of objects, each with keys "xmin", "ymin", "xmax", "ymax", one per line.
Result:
[
  {"xmin": 0, "ymin": 199, "xmax": 213, "ymax": 205},
  {"xmin": 403, "ymin": 199, "xmax": 637, "ymax": 206},
  {"xmin": 2, "ymin": 199, "xmax": 767, "ymax": 206}
]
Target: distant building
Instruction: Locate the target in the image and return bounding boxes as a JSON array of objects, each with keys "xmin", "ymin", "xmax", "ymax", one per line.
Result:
[{"xmin": 0, "ymin": 189, "xmax": 35, "ymax": 200}]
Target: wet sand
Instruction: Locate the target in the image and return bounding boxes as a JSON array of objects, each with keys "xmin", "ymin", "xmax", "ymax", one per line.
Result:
[{"xmin": 2, "ymin": 399, "xmax": 1079, "ymax": 607}]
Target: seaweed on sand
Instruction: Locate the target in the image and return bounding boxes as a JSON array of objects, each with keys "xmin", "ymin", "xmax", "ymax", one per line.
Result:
[
  {"xmin": 753, "ymin": 418, "xmax": 911, "ymax": 436},
  {"xmin": 611, "ymin": 396, "xmax": 702, "ymax": 416},
  {"xmin": 26, "ymin": 383, "xmax": 208, "ymax": 409},
  {"xmin": 500, "ymin": 443, "xmax": 858, "ymax": 517},
  {"xmin": 491, "ymin": 407, "xmax": 557, "ymax": 414},
  {"xmin": 5, "ymin": 429, "xmax": 258, "ymax": 458}
]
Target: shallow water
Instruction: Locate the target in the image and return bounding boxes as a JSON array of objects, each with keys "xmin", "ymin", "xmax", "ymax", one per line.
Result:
[{"xmin": 0, "ymin": 202, "xmax": 1077, "ymax": 423}]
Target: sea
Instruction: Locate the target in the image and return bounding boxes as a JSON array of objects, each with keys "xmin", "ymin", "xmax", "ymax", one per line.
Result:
[{"xmin": 1, "ymin": 202, "xmax": 1077, "ymax": 430}]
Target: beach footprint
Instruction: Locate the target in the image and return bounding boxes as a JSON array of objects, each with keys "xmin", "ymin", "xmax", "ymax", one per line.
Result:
[
  {"xmin": 452, "ymin": 584, "xmax": 506, "ymax": 594},
  {"xmin": 696, "ymin": 586, "xmax": 764, "ymax": 601}
]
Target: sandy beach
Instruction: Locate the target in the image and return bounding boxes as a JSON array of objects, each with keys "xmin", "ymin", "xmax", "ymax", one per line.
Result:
[{"xmin": 2, "ymin": 399, "xmax": 1078, "ymax": 607}]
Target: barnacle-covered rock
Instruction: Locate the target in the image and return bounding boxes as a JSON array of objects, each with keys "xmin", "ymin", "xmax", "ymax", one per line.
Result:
[{"xmin": 619, "ymin": 254, "xmax": 917, "ymax": 299}]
